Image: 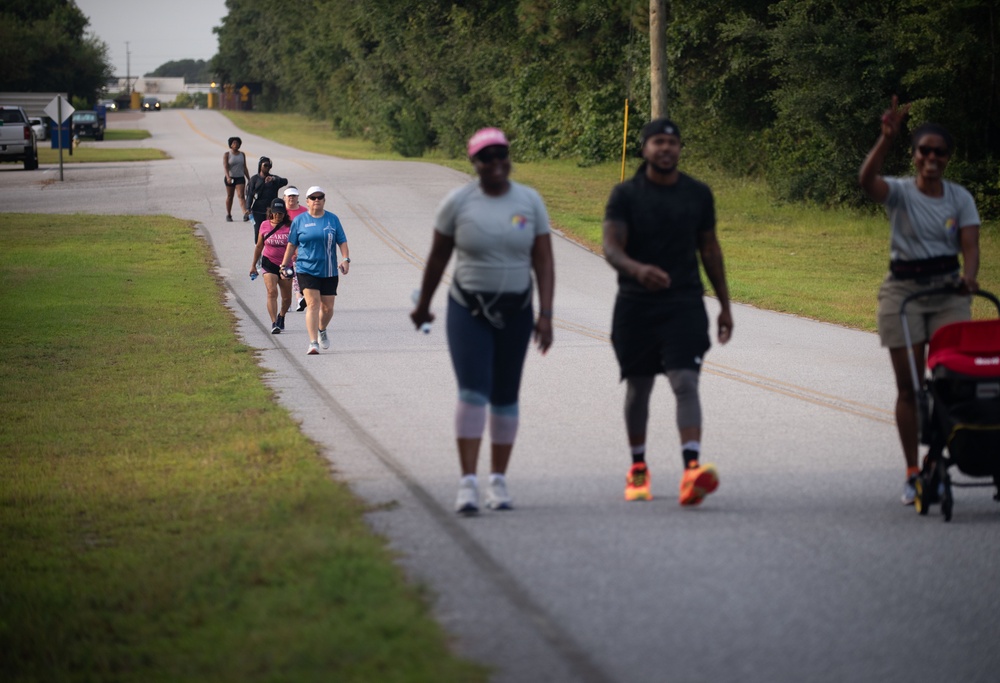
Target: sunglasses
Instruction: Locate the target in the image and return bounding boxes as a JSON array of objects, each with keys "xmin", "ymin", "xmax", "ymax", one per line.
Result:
[
  {"xmin": 475, "ymin": 147, "xmax": 509, "ymax": 164},
  {"xmin": 917, "ymin": 145, "xmax": 949, "ymax": 158},
  {"xmin": 307, "ymin": 195, "xmax": 325, "ymax": 201}
]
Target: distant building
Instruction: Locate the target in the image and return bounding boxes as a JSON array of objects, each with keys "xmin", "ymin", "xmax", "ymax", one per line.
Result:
[{"xmin": 114, "ymin": 77, "xmax": 186, "ymax": 103}]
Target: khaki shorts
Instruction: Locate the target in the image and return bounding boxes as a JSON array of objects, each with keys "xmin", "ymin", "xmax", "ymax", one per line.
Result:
[{"xmin": 876, "ymin": 273, "xmax": 970, "ymax": 348}]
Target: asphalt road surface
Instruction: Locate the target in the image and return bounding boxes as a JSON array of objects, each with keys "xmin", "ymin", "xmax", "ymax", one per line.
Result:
[{"xmin": 4, "ymin": 110, "xmax": 999, "ymax": 683}]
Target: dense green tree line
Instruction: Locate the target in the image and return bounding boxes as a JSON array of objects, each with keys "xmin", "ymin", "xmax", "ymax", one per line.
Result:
[
  {"xmin": 213, "ymin": 0, "xmax": 1000, "ymax": 211},
  {"xmin": 0, "ymin": 0, "xmax": 112, "ymax": 105},
  {"xmin": 146, "ymin": 59, "xmax": 214, "ymax": 83}
]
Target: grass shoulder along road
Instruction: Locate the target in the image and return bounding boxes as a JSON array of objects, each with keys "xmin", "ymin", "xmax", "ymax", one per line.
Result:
[
  {"xmin": 38, "ymin": 129, "xmax": 163, "ymax": 164},
  {"xmin": 0, "ymin": 213, "xmax": 486, "ymax": 683},
  {"xmin": 224, "ymin": 110, "xmax": 1000, "ymax": 330}
]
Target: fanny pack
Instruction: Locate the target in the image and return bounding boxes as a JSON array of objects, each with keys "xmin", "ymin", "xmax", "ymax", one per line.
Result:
[
  {"xmin": 453, "ymin": 281, "xmax": 531, "ymax": 329},
  {"xmin": 889, "ymin": 255, "xmax": 960, "ymax": 280}
]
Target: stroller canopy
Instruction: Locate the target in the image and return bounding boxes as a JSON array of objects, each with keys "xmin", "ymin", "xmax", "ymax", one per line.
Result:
[{"xmin": 927, "ymin": 319, "xmax": 1000, "ymax": 377}]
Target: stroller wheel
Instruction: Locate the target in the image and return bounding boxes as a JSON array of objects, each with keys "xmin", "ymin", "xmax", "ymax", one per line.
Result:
[{"xmin": 914, "ymin": 477, "xmax": 930, "ymax": 515}]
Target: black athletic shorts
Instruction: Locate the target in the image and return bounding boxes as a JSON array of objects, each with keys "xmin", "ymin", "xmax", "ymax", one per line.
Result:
[
  {"xmin": 225, "ymin": 176, "xmax": 246, "ymax": 187},
  {"xmin": 297, "ymin": 272, "xmax": 339, "ymax": 296},
  {"xmin": 611, "ymin": 294, "xmax": 710, "ymax": 378},
  {"xmin": 260, "ymin": 255, "xmax": 281, "ymax": 276}
]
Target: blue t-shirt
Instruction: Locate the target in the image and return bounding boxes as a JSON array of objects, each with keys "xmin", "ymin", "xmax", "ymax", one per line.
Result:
[{"xmin": 288, "ymin": 211, "xmax": 348, "ymax": 277}]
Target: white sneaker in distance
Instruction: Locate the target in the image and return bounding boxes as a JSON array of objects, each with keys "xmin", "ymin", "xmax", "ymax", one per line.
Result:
[
  {"xmin": 902, "ymin": 475, "xmax": 917, "ymax": 505},
  {"xmin": 485, "ymin": 474, "xmax": 513, "ymax": 510},
  {"xmin": 318, "ymin": 328, "xmax": 330, "ymax": 350},
  {"xmin": 307, "ymin": 341, "xmax": 320, "ymax": 355},
  {"xmin": 455, "ymin": 477, "xmax": 479, "ymax": 514}
]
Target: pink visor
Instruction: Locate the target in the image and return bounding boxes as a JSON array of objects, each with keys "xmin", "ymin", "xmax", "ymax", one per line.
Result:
[{"xmin": 467, "ymin": 127, "xmax": 509, "ymax": 157}]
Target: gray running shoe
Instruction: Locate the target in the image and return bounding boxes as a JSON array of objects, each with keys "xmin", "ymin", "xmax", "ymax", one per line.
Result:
[
  {"xmin": 319, "ymin": 328, "xmax": 330, "ymax": 349},
  {"xmin": 307, "ymin": 341, "xmax": 320, "ymax": 355},
  {"xmin": 455, "ymin": 478, "xmax": 479, "ymax": 514},
  {"xmin": 485, "ymin": 475, "xmax": 513, "ymax": 510}
]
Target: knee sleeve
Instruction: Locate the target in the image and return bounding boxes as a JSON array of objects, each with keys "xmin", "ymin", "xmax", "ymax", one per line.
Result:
[
  {"xmin": 667, "ymin": 368, "xmax": 702, "ymax": 430},
  {"xmin": 489, "ymin": 404, "xmax": 519, "ymax": 445},
  {"xmin": 624, "ymin": 376, "xmax": 655, "ymax": 438},
  {"xmin": 455, "ymin": 391, "xmax": 488, "ymax": 439}
]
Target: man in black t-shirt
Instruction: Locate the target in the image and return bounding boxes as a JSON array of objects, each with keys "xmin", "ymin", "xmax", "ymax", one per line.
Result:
[{"xmin": 602, "ymin": 118, "xmax": 733, "ymax": 506}]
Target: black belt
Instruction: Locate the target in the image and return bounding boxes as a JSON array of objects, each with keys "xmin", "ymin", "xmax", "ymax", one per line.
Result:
[{"xmin": 890, "ymin": 255, "xmax": 960, "ymax": 281}]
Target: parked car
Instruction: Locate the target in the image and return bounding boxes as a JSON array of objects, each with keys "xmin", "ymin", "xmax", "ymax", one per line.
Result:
[
  {"xmin": 0, "ymin": 105, "xmax": 39, "ymax": 170},
  {"xmin": 72, "ymin": 110, "xmax": 105, "ymax": 141},
  {"xmin": 142, "ymin": 97, "xmax": 161, "ymax": 112},
  {"xmin": 29, "ymin": 116, "xmax": 47, "ymax": 141},
  {"xmin": 98, "ymin": 99, "xmax": 118, "ymax": 112}
]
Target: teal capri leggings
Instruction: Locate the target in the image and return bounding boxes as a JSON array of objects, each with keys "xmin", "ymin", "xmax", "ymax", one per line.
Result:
[{"xmin": 446, "ymin": 293, "xmax": 534, "ymax": 406}]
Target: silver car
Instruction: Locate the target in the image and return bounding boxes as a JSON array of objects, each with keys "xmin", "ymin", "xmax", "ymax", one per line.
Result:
[{"xmin": 29, "ymin": 116, "xmax": 47, "ymax": 141}]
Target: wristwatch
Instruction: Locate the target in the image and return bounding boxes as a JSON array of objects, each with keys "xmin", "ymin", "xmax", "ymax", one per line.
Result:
[{"xmin": 344, "ymin": 258, "xmax": 351, "ymax": 263}]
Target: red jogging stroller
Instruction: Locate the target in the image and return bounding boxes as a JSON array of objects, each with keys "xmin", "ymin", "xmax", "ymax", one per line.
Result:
[{"xmin": 900, "ymin": 287, "xmax": 1000, "ymax": 521}]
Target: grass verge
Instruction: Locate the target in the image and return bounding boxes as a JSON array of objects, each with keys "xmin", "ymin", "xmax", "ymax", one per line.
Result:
[
  {"xmin": 0, "ymin": 213, "xmax": 486, "ymax": 683},
  {"xmin": 39, "ymin": 146, "xmax": 167, "ymax": 164},
  {"xmin": 105, "ymin": 129, "xmax": 152, "ymax": 141},
  {"xmin": 224, "ymin": 111, "xmax": 1000, "ymax": 329}
]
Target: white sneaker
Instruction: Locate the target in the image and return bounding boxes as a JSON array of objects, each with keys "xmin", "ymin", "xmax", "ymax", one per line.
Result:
[
  {"xmin": 318, "ymin": 328, "xmax": 330, "ymax": 349},
  {"xmin": 902, "ymin": 475, "xmax": 917, "ymax": 505},
  {"xmin": 307, "ymin": 342, "xmax": 320, "ymax": 355},
  {"xmin": 455, "ymin": 478, "xmax": 479, "ymax": 514},
  {"xmin": 485, "ymin": 475, "xmax": 513, "ymax": 510}
]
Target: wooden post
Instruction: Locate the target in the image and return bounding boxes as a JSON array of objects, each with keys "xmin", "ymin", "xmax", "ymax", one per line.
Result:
[{"xmin": 650, "ymin": 0, "xmax": 668, "ymax": 119}]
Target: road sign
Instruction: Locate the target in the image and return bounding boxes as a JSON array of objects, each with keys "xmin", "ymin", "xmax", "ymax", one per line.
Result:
[{"xmin": 44, "ymin": 95, "xmax": 74, "ymax": 123}]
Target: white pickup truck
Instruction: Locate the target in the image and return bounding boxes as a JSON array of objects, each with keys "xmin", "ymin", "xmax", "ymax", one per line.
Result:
[{"xmin": 0, "ymin": 105, "xmax": 39, "ymax": 170}]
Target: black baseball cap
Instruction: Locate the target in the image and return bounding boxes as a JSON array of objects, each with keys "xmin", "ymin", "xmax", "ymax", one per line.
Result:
[
  {"xmin": 640, "ymin": 118, "xmax": 681, "ymax": 145},
  {"xmin": 270, "ymin": 198, "xmax": 286, "ymax": 212}
]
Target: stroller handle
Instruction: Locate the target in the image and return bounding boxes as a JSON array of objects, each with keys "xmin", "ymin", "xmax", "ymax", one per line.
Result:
[{"xmin": 898, "ymin": 287, "xmax": 1000, "ymax": 395}]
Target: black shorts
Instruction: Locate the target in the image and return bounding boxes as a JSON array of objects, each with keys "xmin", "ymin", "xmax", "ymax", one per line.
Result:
[
  {"xmin": 297, "ymin": 272, "xmax": 339, "ymax": 296},
  {"xmin": 225, "ymin": 176, "xmax": 246, "ymax": 188},
  {"xmin": 260, "ymin": 255, "xmax": 281, "ymax": 276},
  {"xmin": 611, "ymin": 295, "xmax": 710, "ymax": 378}
]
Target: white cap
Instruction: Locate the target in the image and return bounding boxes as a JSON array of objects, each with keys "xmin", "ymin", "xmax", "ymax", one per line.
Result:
[
  {"xmin": 283, "ymin": 186, "xmax": 299, "ymax": 196},
  {"xmin": 306, "ymin": 186, "xmax": 325, "ymax": 197}
]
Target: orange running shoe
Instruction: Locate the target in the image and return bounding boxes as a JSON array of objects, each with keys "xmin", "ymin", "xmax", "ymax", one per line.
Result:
[
  {"xmin": 625, "ymin": 463, "xmax": 652, "ymax": 501},
  {"xmin": 679, "ymin": 462, "xmax": 719, "ymax": 506}
]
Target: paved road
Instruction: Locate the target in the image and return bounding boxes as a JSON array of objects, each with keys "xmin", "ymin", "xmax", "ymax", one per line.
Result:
[{"xmin": 5, "ymin": 110, "xmax": 999, "ymax": 683}]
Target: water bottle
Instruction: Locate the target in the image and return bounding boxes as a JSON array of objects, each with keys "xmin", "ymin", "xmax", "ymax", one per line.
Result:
[
  {"xmin": 411, "ymin": 289, "xmax": 432, "ymax": 334},
  {"xmin": 250, "ymin": 272, "xmax": 258, "ymax": 281}
]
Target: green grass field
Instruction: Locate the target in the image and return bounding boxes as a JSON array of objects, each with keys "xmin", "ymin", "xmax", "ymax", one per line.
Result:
[{"xmin": 0, "ymin": 214, "xmax": 486, "ymax": 683}]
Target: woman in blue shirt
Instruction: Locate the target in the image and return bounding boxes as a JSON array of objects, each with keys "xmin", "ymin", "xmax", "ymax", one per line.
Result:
[{"xmin": 280, "ymin": 185, "xmax": 350, "ymax": 355}]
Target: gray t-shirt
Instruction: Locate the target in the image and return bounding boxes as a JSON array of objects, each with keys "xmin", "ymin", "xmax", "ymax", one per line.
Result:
[
  {"xmin": 883, "ymin": 176, "xmax": 979, "ymax": 261},
  {"xmin": 435, "ymin": 180, "xmax": 550, "ymax": 294},
  {"xmin": 226, "ymin": 150, "xmax": 246, "ymax": 179}
]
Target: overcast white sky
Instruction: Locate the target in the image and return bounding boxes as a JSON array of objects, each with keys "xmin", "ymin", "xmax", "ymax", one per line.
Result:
[{"xmin": 74, "ymin": 0, "xmax": 228, "ymax": 78}]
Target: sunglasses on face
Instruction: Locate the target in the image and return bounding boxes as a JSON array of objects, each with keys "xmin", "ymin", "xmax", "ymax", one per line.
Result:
[
  {"xmin": 475, "ymin": 147, "xmax": 509, "ymax": 164},
  {"xmin": 917, "ymin": 145, "xmax": 949, "ymax": 158},
  {"xmin": 308, "ymin": 195, "xmax": 325, "ymax": 201}
]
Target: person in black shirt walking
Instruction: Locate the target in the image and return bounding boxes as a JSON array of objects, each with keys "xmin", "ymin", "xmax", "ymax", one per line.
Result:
[
  {"xmin": 602, "ymin": 118, "xmax": 733, "ymax": 506},
  {"xmin": 245, "ymin": 156, "xmax": 287, "ymax": 242}
]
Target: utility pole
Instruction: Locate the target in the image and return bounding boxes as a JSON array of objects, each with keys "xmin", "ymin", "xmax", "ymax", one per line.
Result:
[
  {"xmin": 125, "ymin": 41, "xmax": 131, "ymax": 96},
  {"xmin": 649, "ymin": 0, "xmax": 668, "ymax": 119}
]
